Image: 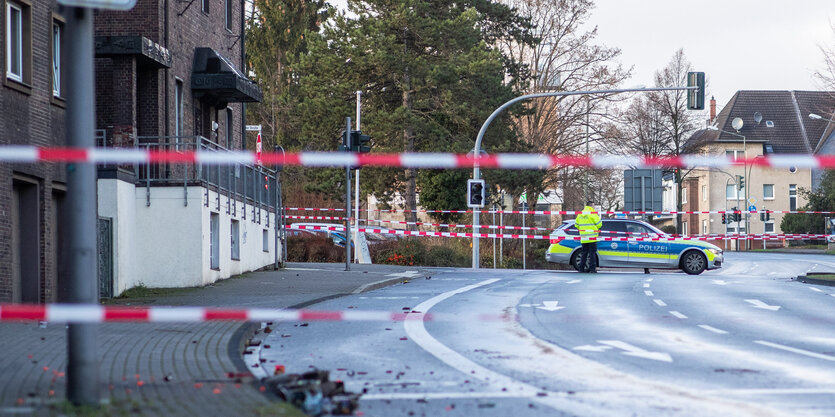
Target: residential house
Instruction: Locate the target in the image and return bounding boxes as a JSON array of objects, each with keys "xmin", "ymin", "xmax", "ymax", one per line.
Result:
[
  {"xmin": 684, "ymin": 91, "xmax": 835, "ymax": 250},
  {"xmin": 1, "ymin": 0, "xmax": 67, "ymax": 303},
  {"xmin": 92, "ymin": 0, "xmax": 275, "ymax": 296}
]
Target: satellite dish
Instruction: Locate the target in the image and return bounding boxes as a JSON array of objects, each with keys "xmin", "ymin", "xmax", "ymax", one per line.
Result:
[
  {"xmin": 732, "ymin": 117, "xmax": 744, "ymax": 131},
  {"xmin": 753, "ymin": 112, "xmax": 763, "ymax": 124}
]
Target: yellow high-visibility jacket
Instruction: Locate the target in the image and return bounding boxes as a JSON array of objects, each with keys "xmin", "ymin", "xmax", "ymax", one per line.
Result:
[{"xmin": 575, "ymin": 205, "xmax": 601, "ymax": 243}]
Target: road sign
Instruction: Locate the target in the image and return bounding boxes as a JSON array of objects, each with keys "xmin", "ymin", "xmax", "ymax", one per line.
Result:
[
  {"xmin": 57, "ymin": 0, "xmax": 136, "ymax": 10},
  {"xmin": 256, "ymin": 134, "xmax": 262, "ymax": 165},
  {"xmin": 246, "ymin": 125, "xmax": 262, "ymax": 132},
  {"xmin": 748, "ymin": 205, "xmax": 756, "ymax": 211}
]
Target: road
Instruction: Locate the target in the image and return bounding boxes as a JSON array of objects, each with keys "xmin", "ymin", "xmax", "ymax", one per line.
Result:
[{"xmin": 251, "ymin": 253, "xmax": 835, "ymax": 416}]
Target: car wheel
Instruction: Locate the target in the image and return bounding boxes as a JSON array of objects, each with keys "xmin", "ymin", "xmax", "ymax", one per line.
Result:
[
  {"xmin": 681, "ymin": 250, "xmax": 707, "ymax": 275},
  {"xmin": 570, "ymin": 252, "xmax": 583, "ymax": 272}
]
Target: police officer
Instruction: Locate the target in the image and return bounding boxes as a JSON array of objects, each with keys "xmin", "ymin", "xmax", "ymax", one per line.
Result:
[{"xmin": 575, "ymin": 200, "xmax": 601, "ymax": 273}]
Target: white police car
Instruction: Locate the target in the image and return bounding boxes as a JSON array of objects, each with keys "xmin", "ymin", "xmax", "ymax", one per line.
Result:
[{"xmin": 545, "ymin": 219, "xmax": 723, "ymax": 275}]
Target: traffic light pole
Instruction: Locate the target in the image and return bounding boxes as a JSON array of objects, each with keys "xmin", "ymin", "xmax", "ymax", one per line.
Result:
[
  {"xmin": 345, "ymin": 117, "xmax": 352, "ymax": 271},
  {"xmin": 65, "ymin": 6, "xmax": 99, "ymax": 405},
  {"xmin": 470, "ymin": 86, "xmax": 699, "ymax": 269}
]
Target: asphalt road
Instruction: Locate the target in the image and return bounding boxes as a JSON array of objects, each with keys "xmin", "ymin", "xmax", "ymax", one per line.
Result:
[{"xmin": 251, "ymin": 253, "xmax": 835, "ymax": 417}]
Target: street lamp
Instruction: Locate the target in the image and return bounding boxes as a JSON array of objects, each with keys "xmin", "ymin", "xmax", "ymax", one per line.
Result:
[
  {"xmin": 810, "ymin": 113, "xmax": 835, "ymax": 123},
  {"xmin": 708, "ymin": 120, "xmax": 748, "ymax": 249}
]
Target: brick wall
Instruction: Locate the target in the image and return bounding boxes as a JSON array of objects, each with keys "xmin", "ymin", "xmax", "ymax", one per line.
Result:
[{"xmin": 0, "ymin": 0, "xmax": 67, "ymax": 302}]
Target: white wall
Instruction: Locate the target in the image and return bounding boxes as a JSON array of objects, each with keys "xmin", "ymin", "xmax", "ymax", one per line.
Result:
[{"xmin": 100, "ymin": 182, "xmax": 281, "ymax": 294}]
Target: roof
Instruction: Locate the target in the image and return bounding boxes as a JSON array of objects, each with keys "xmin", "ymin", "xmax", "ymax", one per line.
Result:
[{"xmin": 687, "ymin": 90, "xmax": 835, "ymax": 154}]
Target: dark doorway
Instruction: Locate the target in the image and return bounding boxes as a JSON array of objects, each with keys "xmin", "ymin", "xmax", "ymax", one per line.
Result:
[{"xmin": 12, "ymin": 178, "xmax": 41, "ymax": 303}]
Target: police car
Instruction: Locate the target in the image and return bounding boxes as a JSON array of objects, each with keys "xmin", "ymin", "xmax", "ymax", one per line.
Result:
[{"xmin": 545, "ymin": 219, "xmax": 723, "ymax": 275}]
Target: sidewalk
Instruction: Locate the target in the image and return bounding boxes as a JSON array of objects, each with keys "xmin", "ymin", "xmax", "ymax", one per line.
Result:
[{"xmin": 0, "ymin": 263, "xmax": 426, "ymax": 416}]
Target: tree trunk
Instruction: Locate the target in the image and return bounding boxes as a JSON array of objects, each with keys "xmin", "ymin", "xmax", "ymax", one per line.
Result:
[{"xmin": 403, "ymin": 83, "xmax": 417, "ymax": 229}]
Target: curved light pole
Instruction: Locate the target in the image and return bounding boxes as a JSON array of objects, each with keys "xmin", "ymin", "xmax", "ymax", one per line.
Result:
[
  {"xmin": 471, "ymin": 86, "xmax": 697, "ymax": 268},
  {"xmin": 707, "ymin": 124, "xmax": 747, "ymax": 249}
]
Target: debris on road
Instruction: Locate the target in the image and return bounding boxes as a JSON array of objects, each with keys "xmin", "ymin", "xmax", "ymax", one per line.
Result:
[{"xmin": 263, "ymin": 369, "xmax": 361, "ymax": 416}]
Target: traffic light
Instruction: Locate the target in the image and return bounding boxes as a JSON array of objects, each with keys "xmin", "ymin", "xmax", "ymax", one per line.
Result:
[
  {"xmin": 351, "ymin": 131, "xmax": 371, "ymax": 153},
  {"xmin": 736, "ymin": 175, "xmax": 744, "ymax": 191},
  {"xmin": 338, "ymin": 129, "xmax": 351, "ymax": 152},
  {"xmin": 467, "ymin": 179, "xmax": 485, "ymax": 208},
  {"xmin": 760, "ymin": 208, "xmax": 770, "ymax": 222},
  {"xmin": 722, "ymin": 213, "xmax": 727, "ymax": 224},
  {"xmin": 687, "ymin": 71, "xmax": 705, "ymax": 110},
  {"xmin": 731, "ymin": 207, "xmax": 739, "ymax": 222}
]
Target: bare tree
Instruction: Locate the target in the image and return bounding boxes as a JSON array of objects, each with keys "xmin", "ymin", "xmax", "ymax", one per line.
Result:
[
  {"xmin": 497, "ymin": 0, "xmax": 631, "ymax": 212},
  {"xmin": 814, "ymin": 23, "xmax": 835, "ymax": 94}
]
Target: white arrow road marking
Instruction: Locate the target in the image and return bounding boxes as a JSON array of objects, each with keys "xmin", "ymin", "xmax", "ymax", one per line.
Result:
[
  {"xmin": 386, "ymin": 270, "xmax": 422, "ymax": 278},
  {"xmin": 645, "ymin": 278, "xmax": 653, "ymax": 283},
  {"xmin": 537, "ymin": 301, "xmax": 565, "ymax": 311},
  {"xmin": 598, "ymin": 340, "xmax": 673, "ymax": 362},
  {"xmin": 643, "ymin": 283, "xmax": 650, "ymax": 288},
  {"xmin": 573, "ymin": 344, "xmax": 614, "ymax": 352},
  {"xmin": 712, "ymin": 280, "xmax": 729, "ymax": 285},
  {"xmin": 698, "ymin": 325, "xmax": 728, "ymax": 334},
  {"xmin": 745, "ymin": 299, "xmax": 781, "ymax": 311},
  {"xmin": 669, "ymin": 311, "xmax": 688, "ymax": 319},
  {"xmin": 653, "ymin": 299, "xmax": 667, "ymax": 307},
  {"xmin": 517, "ymin": 303, "xmax": 535, "ymax": 308},
  {"xmin": 644, "ymin": 290, "xmax": 654, "ymax": 296},
  {"xmin": 755, "ymin": 341, "xmax": 835, "ymax": 362},
  {"xmin": 565, "ymin": 279, "xmax": 583, "ymax": 284},
  {"xmin": 810, "ymin": 287, "xmax": 823, "ymax": 293}
]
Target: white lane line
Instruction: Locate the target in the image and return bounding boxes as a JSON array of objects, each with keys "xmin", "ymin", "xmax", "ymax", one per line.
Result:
[
  {"xmin": 645, "ymin": 278, "xmax": 654, "ymax": 283},
  {"xmin": 809, "ymin": 287, "xmax": 823, "ymax": 293},
  {"xmin": 565, "ymin": 279, "xmax": 583, "ymax": 284},
  {"xmin": 705, "ymin": 388, "xmax": 835, "ymax": 395},
  {"xmin": 404, "ymin": 279, "xmax": 541, "ymax": 397},
  {"xmin": 598, "ymin": 340, "xmax": 673, "ymax": 362},
  {"xmin": 653, "ymin": 299, "xmax": 667, "ymax": 307},
  {"xmin": 362, "ymin": 392, "xmax": 544, "ymax": 400},
  {"xmin": 744, "ymin": 299, "xmax": 781, "ymax": 311},
  {"xmin": 669, "ymin": 311, "xmax": 688, "ymax": 319},
  {"xmin": 755, "ymin": 340, "xmax": 835, "ymax": 362},
  {"xmin": 643, "ymin": 283, "xmax": 651, "ymax": 288},
  {"xmin": 644, "ymin": 290, "xmax": 654, "ymax": 296},
  {"xmin": 698, "ymin": 325, "xmax": 728, "ymax": 335}
]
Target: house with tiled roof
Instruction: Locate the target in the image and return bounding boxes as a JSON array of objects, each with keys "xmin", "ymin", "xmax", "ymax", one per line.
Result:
[{"xmin": 682, "ymin": 91, "xmax": 835, "ymax": 250}]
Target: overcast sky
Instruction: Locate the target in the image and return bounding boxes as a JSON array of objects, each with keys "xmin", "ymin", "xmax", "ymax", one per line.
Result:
[
  {"xmin": 329, "ymin": 1, "xmax": 834, "ymax": 109},
  {"xmin": 591, "ymin": 0, "xmax": 834, "ymax": 109}
]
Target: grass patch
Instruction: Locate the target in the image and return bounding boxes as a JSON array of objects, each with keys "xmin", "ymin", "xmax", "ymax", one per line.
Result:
[
  {"xmin": 49, "ymin": 399, "xmax": 144, "ymax": 417},
  {"xmin": 806, "ymin": 274, "xmax": 835, "ymax": 281},
  {"xmin": 102, "ymin": 284, "xmax": 197, "ymax": 304}
]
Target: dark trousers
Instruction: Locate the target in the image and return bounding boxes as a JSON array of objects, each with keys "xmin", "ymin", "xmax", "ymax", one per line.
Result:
[{"xmin": 578, "ymin": 241, "xmax": 597, "ymax": 272}]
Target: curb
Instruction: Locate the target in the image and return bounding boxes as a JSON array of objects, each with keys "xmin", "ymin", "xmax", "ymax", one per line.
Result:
[{"xmin": 795, "ymin": 274, "xmax": 835, "ymax": 287}]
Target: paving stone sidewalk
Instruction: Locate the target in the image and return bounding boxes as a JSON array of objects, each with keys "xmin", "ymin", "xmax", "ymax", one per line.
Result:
[{"xmin": 0, "ymin": 263, "xmax": 426, "ymax": 416}]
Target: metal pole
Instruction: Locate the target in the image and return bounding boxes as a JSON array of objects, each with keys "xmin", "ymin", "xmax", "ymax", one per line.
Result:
[
  {"xmin": 743, "ymin": 134, "xmax": 748, "ymax": 250},
  {"xmin": 499, "ymin": 191, "xmax": 503, "ymax": 266},
  {"xmin": 355, "ymin": 91, "xmax": 361, "ymax": 262},
  {"xmin": 65, "ymin": 6, "xmax": 99, "ymax": 406},
  {"xmin": 470, "ymin": 86, "xmax": 697, "ymax": 269},
  {"xmin": 522, "ymin": 209, "xmax": 526, "ymax": 270},
  {"xmin": 345, "ymin": 117, "xmax": 352, "ymax": 271},
  {"xmin": 492, "ymin": 207, "xmax": 496, "ymax": 269},
  {"xmin": 584, "ymin": 96, "xmax": 590, "ymax": 201}
]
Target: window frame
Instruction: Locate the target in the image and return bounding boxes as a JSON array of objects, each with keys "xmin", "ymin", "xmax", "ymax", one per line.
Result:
[
  {"xmin": 225, "ymin": 0, "xmax": 232, "ymax": 31},
  {"xmin": 5, "ymin": 0, "xmax": 31, "ymax": 89},
  {"xmin": 726, "ymin": 184, "xmax": 739, "ymax": 200},
  {"xmin": 201, "ymin": 0, "xmax": 209, "ymax": 14},
  {"xmin": 702, "ymin": 219, "xmax": 707, "ymax": 235},
  {"xmin": 175, "ymin": 78, "xmax": 184, "ymax": 144},
  {"xmin": 764, "ymin": 221, "xmax": 775, "ymax": 234},
  {"xmin": 262, "ymin": 229, "xmax": 269, "ymax": 252},
  {"xmin": 225, "ymin": 108, "xmax": 233, "ymax": 149},
  {"xmin": 789, "ymin": 184, "xmax": 797, "ymax": 211},
  {"xmin": 51, "ymin": 17, "xmax": 63, "ymax": 98},
  {"xmin": 702, "ymin": 185, "xmax": 707, "ymax": 201},
  {"xmin": 681, "ymin": 187, "xmax": 687, "ymax": 204},
  {"xmin": 681, "ymin": 221, "xmax": 688, "ymax": 236},
  {"xmin": 763, "ymin": 184, "xmax": 774, "ymax": 200},
  {"xmin": 231, "ymin": 219, "xmax": 240, "ymax": 260}
]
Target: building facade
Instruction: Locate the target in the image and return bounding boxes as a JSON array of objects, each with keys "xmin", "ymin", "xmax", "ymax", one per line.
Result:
[
  {"xmin": 685, "ymin": 91, "xmax": 835, "ymax": 250},
  {"xmin": 1, "ymin": 0, "xmax": 67, "ymax": 302},
  {"xmin": 93, "ymin": 0, "xmax": 275, "ymax": 296}
]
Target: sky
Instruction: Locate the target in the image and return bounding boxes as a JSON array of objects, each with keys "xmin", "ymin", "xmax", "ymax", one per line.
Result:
[
  {"xmin": 330, "ymin": 0, "xmax": 834, "ymax": 110},
  {"xmin": 590, "ymin": 0, "xmax": 834, "ymax": 109}
]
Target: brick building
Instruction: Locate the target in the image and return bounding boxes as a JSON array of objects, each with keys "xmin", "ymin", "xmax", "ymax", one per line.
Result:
[
  {"xmin": 92, "ymin": 0, "xmax": 273, "ymax": 296},
  {"xmin": 1, "ymin": 0, "xmax": 68, "ymax": 302}
]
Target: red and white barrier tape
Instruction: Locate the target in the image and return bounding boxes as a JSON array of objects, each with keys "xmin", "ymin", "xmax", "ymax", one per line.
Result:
[
  {"xmin": 287, "ymin": 207, "xmax": 835, "ymax": 216},
  {"xmin": 1, "ymin": 146, "xmax": 831, "ymax": 170},
  {"xmin": 285, "ymin": 215, "xmax": 551, "ymax": 231},
  {"xmin": 287, "ymin": 224, "xmax": 832, "ymax": 242},
  {"xmin": 0, "ymin": 304, "xmax": 449, "ymax": 323}
]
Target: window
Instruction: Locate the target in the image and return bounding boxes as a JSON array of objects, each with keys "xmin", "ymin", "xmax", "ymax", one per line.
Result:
[
  {"xmin": 725, "ymin": 150, "xmax": 744, "ymax": 160},
  {"xmin": 225, "ymin": 108, "xmax": 233, "ymax": 148},
  {"xmin": 51, "ymin": 20, "xmax": 61, "ymax": 97},
  {"xmin": 262, "ymin": 229, "xmax": 269, "ymax": 252},
  {"xmin": 763, "ymin": 184, "xmax": 774, "ymax": 200},
  {"xmin": 681, "ymin": 221, "xmax": 688, "ymax": 236},
  {"xmin": 231, "ymin": 220, "xmax": 240, "ymax": 260},
  {"xmin": 681, "ymin": 187, "xmax": 687, "ymax": 204},
  {"xmin": 5, "ymin": 0, "xmax": 29, "ymax": 84},
  {"xmin": 726, "ymin": 184, "xmax": 738, "ymax": 200},
  {"xmin": 225, "ymin": 0, "xmax": 232, "ymax": 31},
  {"xmin": 210, "ymin": 213, "xmax": 220, "ymax": 269},
  {"xmin": 702, "ymin": 220, "xmax": 707, "ymax": 235},
  {"xmin": 702, "ymin": 185, "xmax": 707, "ymax": 201},
  {"xmin": 175, "ymin": 79, "xmax": 184, "ymax": 140},
  {"xmin": 789, "ymin": 184, "xmax": 797, "ymax": 211},
  {"xmin": 600, "ymin": 221, "xmax": 627, "ymax": 238},
  {"xmin": 202, "ymin": 0, "xmax": 209, "ymax": 13},
  {"xmin": 764, "ymin": 221, "xmax": 774, "ymax": 234}
]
